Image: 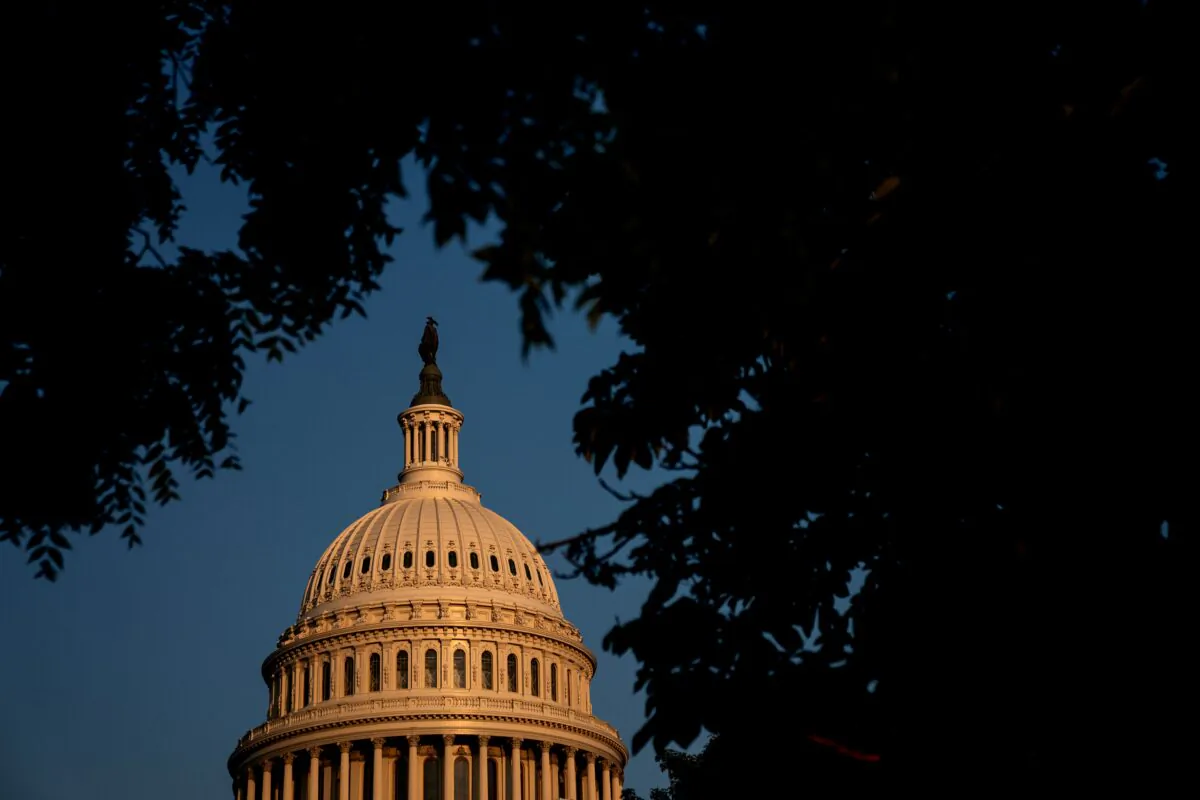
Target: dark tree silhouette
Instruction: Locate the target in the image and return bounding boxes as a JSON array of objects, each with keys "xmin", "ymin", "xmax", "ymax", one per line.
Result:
[{"xmin": 2, "ymin": 1, "xmax": 1194, "ymax": 788}]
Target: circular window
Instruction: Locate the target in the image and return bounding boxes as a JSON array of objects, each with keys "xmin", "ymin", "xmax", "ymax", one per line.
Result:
[
  {"xmin": 448, "ymin": 551, "xmax": 458, "ymax": 568},
  {"xmin": 425, "ymin": 550, "xmax": 435, "ymax": 568},
  {"xmin": 381, "ymin": 553, "xmax": 392, "ymax": 571},
  {"xmin": 489, "ymin": 555, "xmax": 499, "ymax": 572},
  {"xmin": 508, "ymin": 559, "xmax": 517, "ymax": 576},
  {"xmin": 469, "ymin": 552, "xmax": 480, "ymax": 570},
  {"xmin": 403, "ymin": 551, "xmax": 413, "ymax": 569}
]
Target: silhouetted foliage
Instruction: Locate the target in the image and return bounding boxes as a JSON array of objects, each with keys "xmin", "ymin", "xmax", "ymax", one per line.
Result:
[{"xmin": 2, "ymin": 1, "xmax": 1194, "ymax": 789}]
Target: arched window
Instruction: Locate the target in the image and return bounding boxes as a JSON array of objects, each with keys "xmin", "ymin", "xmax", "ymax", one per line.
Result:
[
  {"xmin": 284, "ymin": 669, "xmax": 293, "ymax": 713},
  {"xmin": 425, "ymin": 550, "xmax": 436, "ymax": 568},
  {"xmin": 397, "ymin": 650, "xmax": 409, "ymax": 689},
  {"xmin": 469, "ymin": 552, "xmax": 480, "ymax": 570},
  {"xmin": 530, "ymin": 658, "xmax": 540, "ymax": 697},
  {"xmin": 381, "ymin": 552, "xmax": 392, "ymax": 571},
  {"xmin": 453, "ymin": 649, "xmax": 466, "ymax": 688},
  {"xmin": 344, "ymin": 656, "xmax": 355, "ymax": 696},
  {"xmin": 425, "ymin": 649, "xmax": 438, "ymax": 688},
  {"xmin": 302, "ymin": 666, "xmax": 311, "ymax": 707},
  {"xmin": 550, "ymin": 663, "xmax": 558, "ymax": 701},
  {"xmin": 448, "ymin": 551, "xmax": 458, "ymax": 568},
  {"xmin": 481, "ymin": 651, "xmax": 494, "ymax": 690},
  {"xmin": 321, "ymin": 661, "xmax": 331, "ymax": 701},
  {"xmin": 370, "ymin": 653, "xmax": 381, "ymax": 692},
  {"xmin": 507, "ymin": 654, "xmax": 518, "ymax": 692},
  {"xmin": 489, "ymin": 555, "xmax": 499, "ymax": 572},
  {"xmin": 403, "ymin": 551, "xmax": 413, "ymax": 569}
]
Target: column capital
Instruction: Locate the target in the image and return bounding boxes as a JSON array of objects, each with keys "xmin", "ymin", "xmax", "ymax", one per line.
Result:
[
  {"xmin": 511, "ymin": 737, "xmax": 523, "ymax": 749},
  {"xmin": 407, "ymin": 735, "xmax": 421, "ymax": 747},
  {"xmin": 282, "ymin": 752, "xmax": 296, "ymax": 765},
  {"xmin": 564, "ymin": 746, "xmax": 577, "ymax": 757},
  {"xmin": 337, "ymin": 741, "xmax": 353, "ymax": 754},
  {"xmin": 307, "ymin": 746, "xmax": 322, "ymax": 759},
  {"xmin": 246, "ymin": 765, "xmax": 256, "ymax": 778},
  {"xmin": 540, "ymin": 740, "xmax": 553, "ymax": 754},
  {"xmin": 584, "ymin": 751, "xmax": 596, "ymax": 764},
  {"xmin": 599, "ymin": 757, "xmax": 610, "ymax": 770},
  {"xmin": 371, "ymin": 737, "xmax": 386, "ymax": 748},
  {"xmin": 478, "ymin": 735, "xmax": 490, "ymax": 747},
  {"xmin": 443, "ymin": 734, "xmax": 455, "ymax": 746},
  {"xmin": 260, "ymin": 757, "xmax": 274, "ymax": 769}
]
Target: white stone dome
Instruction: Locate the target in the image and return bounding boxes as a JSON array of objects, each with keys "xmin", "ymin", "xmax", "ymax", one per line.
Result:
[
  {"xmin": 228, "ymin": 342, "xmax": 627, "ymax": 800},
  {"xmin": 298, "ymin": 484, "xmax": 563, "ymax": 623}
]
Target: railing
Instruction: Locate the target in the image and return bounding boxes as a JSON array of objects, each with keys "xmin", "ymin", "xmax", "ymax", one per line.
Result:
[{"xmin": 238, "ymin": 695, "xmax": 621, "ymax": 747}]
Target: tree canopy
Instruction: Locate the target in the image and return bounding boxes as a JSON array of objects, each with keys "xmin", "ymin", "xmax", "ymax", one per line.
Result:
[{"xmin": 3, "ymin": 0, "xmax": 1193, "ymax": 787}]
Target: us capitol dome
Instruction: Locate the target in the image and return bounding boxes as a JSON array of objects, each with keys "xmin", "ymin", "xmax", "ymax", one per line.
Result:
[{"xmin": 228, "ymin": 321, "xmax": 628, "ymax": 800}]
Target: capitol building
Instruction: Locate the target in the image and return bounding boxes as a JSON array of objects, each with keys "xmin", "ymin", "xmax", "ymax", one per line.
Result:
[{"xmin": 228, "ymin": 326, "xmax": 628, "ymax": 800}]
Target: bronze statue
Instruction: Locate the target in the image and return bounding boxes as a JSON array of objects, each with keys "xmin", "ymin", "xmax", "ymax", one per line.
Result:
[{"xmin": 418, "ymin": 316, "xmax": 439, "ymax": 365}]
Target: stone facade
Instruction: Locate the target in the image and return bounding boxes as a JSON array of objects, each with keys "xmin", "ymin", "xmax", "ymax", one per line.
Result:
[{"xmin": 228, "ymin": 358, "xmax": 627, "ymax": 800}]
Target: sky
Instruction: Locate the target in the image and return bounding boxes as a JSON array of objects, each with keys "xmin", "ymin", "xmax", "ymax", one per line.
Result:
[{"xmin": 0, "ymin": 158, "xmax": 674, "ymax": 799}]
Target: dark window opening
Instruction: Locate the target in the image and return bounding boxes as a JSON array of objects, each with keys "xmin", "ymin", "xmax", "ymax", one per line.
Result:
[
  {"xmin": 321, "ymin": 662, "xmax": 331, "ymax": 701},
  {"xmin": 524, "ymin": 564, "xmax": 532, "ymax": 581},
  {"xmin": 342, "ymin": 560, "xmax": 352, "ymax": 580},
  {"xmin": 425, "ymin": 550, "xmax": 436, "ymax": 568},
  {"xmin": 370, "ymin": 653, "xmax": 381, "ymax": 691},
  {"xmin": 506, "ymin": 654, "xmax": 518, "ymax": 693},
  {"xmin": 530, "ymin": 659, "xmax": 540, "ymax": 696},
  {"xmin": 344, "ymin": 656, "xmax": 355, "ymax": 696},
  {"xmin": 361, "ymin": 556, "xmax": 371, "ymax": 574},
  {"xmin": 508, "ymin": 559, "xmax": 517, "ymax": 576},
  {"xmin": 489, "ymin": 555, "xmax": 499, "ymax": 572},
  {"xmin": 403, "ymin": 551, "xmax": 413, "ymax": 569},
  {"xmin": 381, "ymin": 552, "xmax": 392, "ymax": 571},
  {"xmin": 481, "ymin": 651, "xmax": 494, "ymax": 690},
  {"xmin": 425, "ymin": 649, "xmax": 438, "ymax": 688},
  {"xmin": 550, "ymin": 664, "xmax": 558, "ymax": 701},
  {"xmin": 469, "ymin": 552, "xmax": 480, "ymax": 570},
  {"xmin": 453, "ymin": 649, "xmax": 466, "ymax": 688},
  {"xmin": 448, "ymin": 551, "xmax": 458, "ymax": 568},
  {"xmin": 397, "ymin": 650, "xmax": 409, "ymax": 689}
]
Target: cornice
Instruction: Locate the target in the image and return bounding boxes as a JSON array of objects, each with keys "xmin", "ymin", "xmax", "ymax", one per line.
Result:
[{"xmin": 229, "ymin": 709, "xmax": 628, "ymax": 777}]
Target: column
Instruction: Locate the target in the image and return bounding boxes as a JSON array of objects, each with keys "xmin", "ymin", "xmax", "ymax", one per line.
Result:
[
  {"xmin": 260, "ymin": 759, "xmax": 273, "ymax": 800},
  {"xmin": 539, "ymin": 743, "xmax": 552, "ymax": 800},
  {"xmin": 450, "ymin": 425, "xmax": 458, "ymax": 466},
  {"xmin": 338, "ymin": 742, "xmax": 352, "ymax": 800},
  {"xmin": 423, "ymin": 420, "xmax": 431, "ymax": 464},
  {"xmin": 442, "ymin": 735, "xmax": 454, "ymax": 800},
  {"xmin": 600, "ymin": 760, "xmax": 611, "ymax": 800},
  {"xmin": 613, "ymin": 770, "xmax": 622, "ymax": 800},
  {"xmin": 307, "ymin": 747, "xmax": 322, "ymax": 800},
  {"xmin": 477, "ymin": 737, "xmax": 490, "ymax": 800},
  {"xmin": 583, "ymin": 754, "xmax": 595, "ymax": 800},
  {"xmin": 246, "ymin": 766, "xmax": 257, "ymax": 800},
  {"xmin": 407, "ymin": 736, "xmax": 421, "ymax": 800},
  {"xmin": 563, "ymin": 748, "xmax": 577, "ymax": 800},
  {"xmin": 510, "ymin": 739, "xmax": 522, "ymax": 800},
  {"xmin": 282, "ymin": 753, "xmax": 295, "ymax": 800},
  {"xmin": 372, "ymin": 738, "xmax": 386, "ymax": 800}
]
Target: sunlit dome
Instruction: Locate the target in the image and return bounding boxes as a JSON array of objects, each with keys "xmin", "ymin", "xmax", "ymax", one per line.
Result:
[{"xmin": 228, "ymin": 321, "xmax": 626, "ymax": 800}]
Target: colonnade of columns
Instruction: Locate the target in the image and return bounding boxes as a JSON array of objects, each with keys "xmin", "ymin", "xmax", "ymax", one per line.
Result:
[
  {"xmin": 236, "ymin": 734, "xmax": 622, "ymax": 800},
  {"xmin": 400, "ymin": 415, "xmax": 460, "ymax": 470}
]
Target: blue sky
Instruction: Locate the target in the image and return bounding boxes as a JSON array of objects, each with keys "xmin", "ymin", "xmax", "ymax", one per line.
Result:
[{"xmin": 0, "ymin": 159, "xmax": 672, "ymax": 798}]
